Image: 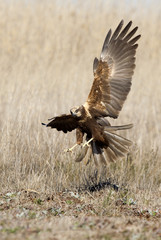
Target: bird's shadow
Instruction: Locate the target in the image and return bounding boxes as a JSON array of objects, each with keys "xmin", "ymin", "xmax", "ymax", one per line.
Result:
[
  {"xmin": 79, "ymin": 167, "xmax": 119, "ymax": 193},
  {"xmin": 80, "ymin": 176, "xmax": 119, "ymax": 193},
  {"xmin": 87, "ymin": 180, "xmax": 119, "ymax": 192}
]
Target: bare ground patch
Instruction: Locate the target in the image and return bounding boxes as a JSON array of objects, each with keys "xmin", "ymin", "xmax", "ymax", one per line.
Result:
[{"xmin": 0, "ymin": 188, "xmax": 161, "ymax": 240}]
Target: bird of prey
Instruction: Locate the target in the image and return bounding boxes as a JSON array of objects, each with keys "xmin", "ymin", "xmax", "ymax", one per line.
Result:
[{"xmin": 42, "ymin": 20, "xmax": 141, "ymax": 165}]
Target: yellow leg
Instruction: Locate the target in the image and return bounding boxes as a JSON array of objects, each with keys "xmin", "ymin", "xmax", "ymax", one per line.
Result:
[
  {"xmin": 83, "ymin": 138, "xmax": 93, "ymax": 147},
  {"xmin": 64, "ymin": 143, "xmax": 78, "ymax": 153}
]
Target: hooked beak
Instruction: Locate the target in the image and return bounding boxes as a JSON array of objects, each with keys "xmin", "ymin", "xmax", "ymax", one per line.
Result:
[{"xmin": 70, "ymin": 110, "xmax": 76, "ymax": 117}]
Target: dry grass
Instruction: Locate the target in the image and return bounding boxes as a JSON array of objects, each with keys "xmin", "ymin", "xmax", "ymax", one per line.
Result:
[{"xmin": 0, "ymin": 0, "xmax": 161, "ymax": 239}]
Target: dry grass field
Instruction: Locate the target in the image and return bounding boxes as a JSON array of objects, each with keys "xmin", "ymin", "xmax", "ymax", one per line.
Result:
[{"xmin": 0, "ymin": 0, "xmax": 161, "ymax": 239}]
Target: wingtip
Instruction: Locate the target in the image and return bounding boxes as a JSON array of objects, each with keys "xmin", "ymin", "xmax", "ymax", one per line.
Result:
[
  {"xmin": 138, "ymin": 34, "xmax": 141, "ymax": 39},
  {"xmin": 120, "ymin": 19, "xmax": 124, "ymax": 25},
  {"xmin": 128, "ymin": 123, "xmax": 134, "ymax": 129},
  {"xmin": 48, "ymin": 117, "xmax": 55, "ymax": 121},
  {"xmin": 41, "ymin": 122, "xmax": 47, "ymax": 126}
]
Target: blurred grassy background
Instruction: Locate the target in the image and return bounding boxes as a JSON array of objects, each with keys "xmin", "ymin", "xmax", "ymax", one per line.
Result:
[{"xmin": 0, "ymin": 0, "xmax": 160, "ymax": 196}]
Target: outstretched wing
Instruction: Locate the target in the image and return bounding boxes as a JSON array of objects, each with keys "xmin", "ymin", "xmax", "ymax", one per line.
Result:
[
  {"xmin": 42, "ymin": 114, "xmax": 78, "ymax": 133},
  {"xmin": 84, "ymin": 20, "xmax": 141, "ymax": 119}
]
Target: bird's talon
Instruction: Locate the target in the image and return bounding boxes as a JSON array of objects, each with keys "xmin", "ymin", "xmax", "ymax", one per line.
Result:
[
  {"xmin": 83, "ymin": 142, "xmax": 90, "ymax": 147},
  {"xmin": 83, "ymin": 138, "xmax": 94, "ymax": 148},
  {"xmin": 64, "ymin": 148, "xmax": 72, "ymax": 153}
]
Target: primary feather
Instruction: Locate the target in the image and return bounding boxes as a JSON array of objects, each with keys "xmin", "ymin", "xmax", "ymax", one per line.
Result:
[{"xmin": 85, "ymin": 20, "xmax": 141, "ymax": 119}]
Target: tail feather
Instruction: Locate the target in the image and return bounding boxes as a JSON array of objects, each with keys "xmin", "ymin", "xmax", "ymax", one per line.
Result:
[
  {"xmin": 91, "ymin": 141, "xmax": 99, "ymax": 166},
  {"xmin": 103, "ymin": 147, "xmax": 116, "ymax": 162},
  {"xmin": 91, "ymin": 141, "xmax": 107, "ymax": 165},
  {"xmin": 75, "ymin": 145, "xmax": 88, "ymax": 162},
  {"xmin": 108, "ymin": 143, "xmax": 126, "ymax": 158},
  {"xmin": 104, "ymin": 131, "xmax": 132, "ymax": 147},
  {"xmin": 103, "ymin": 131, "xmax": 132, "ymax": 161},
  {"xmin": 83, "ymin": 147, "xmax": 92, "ymax": 165},
  {"xmin": 104, "ymin": 123, "xmax": 133, "ymax": 131},
  {"xmin": 99, "ymin": 152, "xmax": 107, "ymax": 165},
  {"xmin": 106, "ymin": 135, "xmax": 129, "ymax": 153},
  {"xmin": 106, "ymin": 147, "xmax": 118, "ymax": 161}
]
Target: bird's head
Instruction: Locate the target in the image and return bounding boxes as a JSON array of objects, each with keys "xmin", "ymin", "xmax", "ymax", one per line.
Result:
[{"xmin": 70, "ymin": 105, "xmax": 84, "ymax": 118}]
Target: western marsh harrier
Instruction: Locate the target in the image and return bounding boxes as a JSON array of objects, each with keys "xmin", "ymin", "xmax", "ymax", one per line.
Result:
[{"xmin": 42, "ymin": 20, "xmax": 141, "ymax": 165}]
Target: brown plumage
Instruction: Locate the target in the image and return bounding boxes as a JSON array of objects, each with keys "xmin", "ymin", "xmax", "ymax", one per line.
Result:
[{"xmin": 42, "ymin": 20, "xmax": 141, "ymax": 165}]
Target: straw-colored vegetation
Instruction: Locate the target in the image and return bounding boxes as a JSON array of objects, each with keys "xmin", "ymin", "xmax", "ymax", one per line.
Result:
[{"xmin": 0, "ymin": 1, "xmax": 161, "ymax": 239}]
